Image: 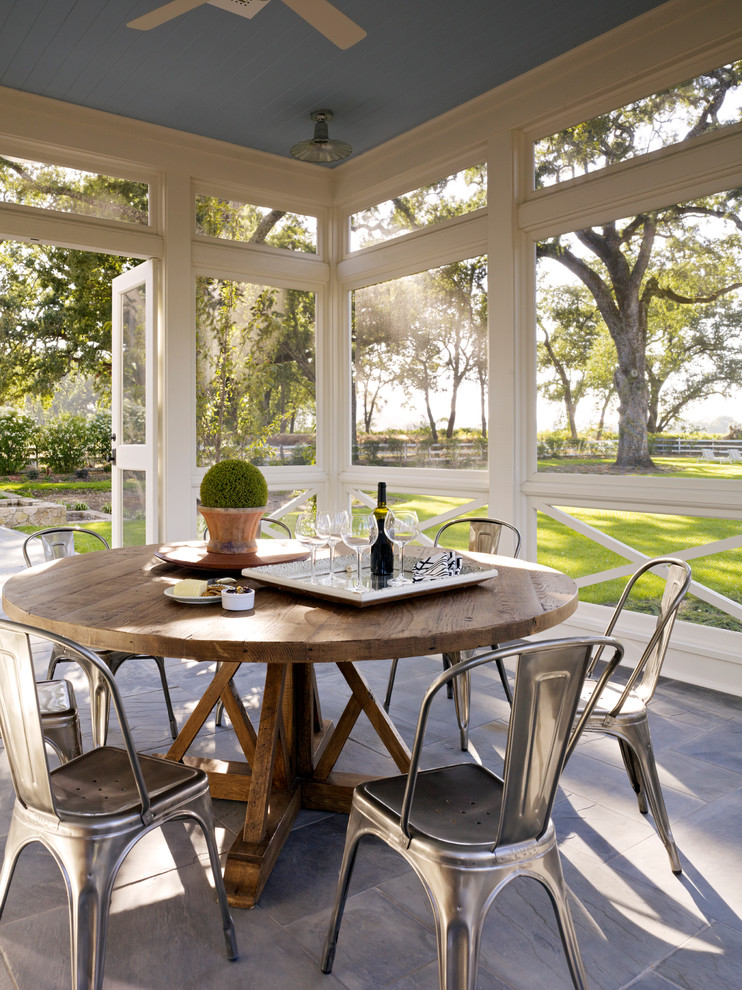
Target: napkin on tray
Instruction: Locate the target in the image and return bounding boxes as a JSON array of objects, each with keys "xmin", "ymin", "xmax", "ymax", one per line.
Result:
[{"xmin": 411, "ymin": 550, "xmax": 463, "ymax": 582}]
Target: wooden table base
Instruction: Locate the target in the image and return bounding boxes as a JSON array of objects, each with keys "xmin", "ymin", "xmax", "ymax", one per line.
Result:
[{"xmin": 164, "ymin": 658, "xmax": 411, "ymax": 908}]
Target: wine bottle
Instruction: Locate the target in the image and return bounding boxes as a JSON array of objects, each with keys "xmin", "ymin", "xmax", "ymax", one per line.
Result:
[{"xmin": 370, "ymin": 481, "xmax": 394, "ymax": 576}]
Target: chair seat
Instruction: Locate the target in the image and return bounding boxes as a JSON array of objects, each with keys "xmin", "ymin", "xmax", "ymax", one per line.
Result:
[
  {"xmin": 51, "ymin": 747, "xmax": 206, "ymax": 819},
  {"xmin": 580, "ymin": 678, "xmax": 646, "ymax": 717},
  {"xmin": 362, "ymin": 763, "xmax": 503, "ymax": 847}
]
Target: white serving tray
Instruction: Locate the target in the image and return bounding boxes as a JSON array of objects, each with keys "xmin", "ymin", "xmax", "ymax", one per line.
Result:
[{"xmin": 241, "ymin": 546, "xmax": 497, "ymax": 607}]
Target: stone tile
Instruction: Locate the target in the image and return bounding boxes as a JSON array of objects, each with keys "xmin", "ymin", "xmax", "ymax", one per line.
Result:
[
  {"xmin": 551, "ymin": 789, "xmax": 671, "ymax": 867},
  {"xmin": 625, "ymin": 972, "xmax": 688, "ymax": 989},
  {"xmin": 287, "ymin": 887, "xmax": 439, "ymax": 990},
  {"xmin": 559, "ymin": 747, "xmax": 705, "ymax": 827},
  {"xmin": 672, "ymin": 719, "xmax": 742, "ymax": 776},
  {"xmin": 655, "ymin": 921, "xmax": 742, "ymax": 990},
  {"xmin": 466, "ymin": 847, "xmax": 709, "ymax": 990},
  {"xmin": 0, "ymin": 862, "xmax": 350, "ymax": 990},
  {"xmin": 386, "ymin": 959, "xmax": 513, "ymax": 990},
  {"xmin": 256, "ymin": 814, "xmax": 411, "ymax": 927},
  {"xmin": 608, "ymin": 786, "xmax": 742, "ymax": 933}
]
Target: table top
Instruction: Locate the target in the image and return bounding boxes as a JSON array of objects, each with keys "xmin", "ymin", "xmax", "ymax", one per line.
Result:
[{"xmin": 2, "ymin": 543, "xmax": 578, "ymax": 664}]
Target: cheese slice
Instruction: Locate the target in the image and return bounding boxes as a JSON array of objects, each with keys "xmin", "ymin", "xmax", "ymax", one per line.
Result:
[{"xmin": 173, "ymin": 579, "xmax": 209, "ymax": 598}]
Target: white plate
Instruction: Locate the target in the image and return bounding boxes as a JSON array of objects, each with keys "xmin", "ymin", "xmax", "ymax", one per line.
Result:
[{"xmin": 164, "ymin": 587, "xmax": 222, "ymax": 605}]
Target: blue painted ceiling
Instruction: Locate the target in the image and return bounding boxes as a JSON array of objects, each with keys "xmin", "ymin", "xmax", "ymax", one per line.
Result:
[{"xmin": 0, "ymin": 0, "xmax": 671, "ymax": 164}]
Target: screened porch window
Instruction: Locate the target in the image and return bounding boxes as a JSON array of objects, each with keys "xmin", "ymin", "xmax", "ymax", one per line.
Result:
[
  {"xmin": 0, "ymin": 154, "xmax": 149, "ymax": 224},
  {"xmin": 536, "ymin": 187, "xmax": 742, "ymax": 475},
  {"xmin": 196, "ymin": 277, "xmax": 316, "ymax": 467},
  {"xmin": 534, "ymin": 58, "xmax": 742, "ymax": 188},
  {"xmin": 351, "ymin": 257, "xmax": 488, "ymax": 468},
  {"xmin": 349, "ymin": 164, "xmax": 486, "ymax": 251},
  {"xmin": 195, "ymin": 195, "xmax": 317, "ymax": 253}
]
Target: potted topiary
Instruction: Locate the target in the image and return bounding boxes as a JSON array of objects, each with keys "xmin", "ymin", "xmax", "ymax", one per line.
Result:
[{"xmin": 198, "ymin": 458, "xmax": 269, "ymax": 554}]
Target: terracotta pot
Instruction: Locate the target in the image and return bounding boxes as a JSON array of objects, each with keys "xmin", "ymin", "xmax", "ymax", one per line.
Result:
[{"xmin": 198, "ymin": 504, "xmax": 266, "ymax": 554}]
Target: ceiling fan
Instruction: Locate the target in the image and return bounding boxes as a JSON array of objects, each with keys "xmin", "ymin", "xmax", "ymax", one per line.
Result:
[{"xmin": 127, "ymin": 0, "xmax": 366, "ymax": 50}]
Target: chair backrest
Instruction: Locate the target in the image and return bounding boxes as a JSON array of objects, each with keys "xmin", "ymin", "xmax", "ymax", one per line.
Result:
[
  {"xmin": 601, "ymin": 557, "xmax": 691, "ymax": 710},
  {"xmin": 399, "ymin": 636, "xmax": 624, "ymax": 849},
  {"xmin": 434, "ymin": 516, "xmax": 521, "ymax": 558},
  {"xmin": 22, "ymin": 527, "xmax": 109, "ymax": 567},
  {"xmin": 260, "ymin": 516, "xmax": 292, "ymax": 538},
  {"xmin": 0, "ymin": 622, "xmax": 57, "ymax": 816},
  {"xmin": 0, "ymin": 619, "xmax": 153, "ymax": 824}
]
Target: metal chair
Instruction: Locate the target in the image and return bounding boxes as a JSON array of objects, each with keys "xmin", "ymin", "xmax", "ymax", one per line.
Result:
[
  {"xmin": 383, "ymin": 517, "xmax": 522, "ymax": 749},
  {"xmin": 573, "ymin": 557, "xmax": 692, "ymax": 873},
  {"xmin": 23, "ymin": 527, "xmax": 178, "ymax": 743},
  {"xmin": 322, "ymin": 636, "xmax": 625, "ymax": 990},
  {"xmin": 0, "ymin": 618, "xmax": 237, "ymax": 990},
  {"xmin": 214, "ymin": 515, "xmax": 291, "ymax": 727}
]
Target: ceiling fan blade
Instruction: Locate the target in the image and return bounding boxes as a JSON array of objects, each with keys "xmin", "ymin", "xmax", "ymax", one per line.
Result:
[
  {"xmin": 127, "ymin": 0, "xmax": 209, "ymax": 30},
  {"xmin": 280, "ymin": 0, "xmax": 366, "ymax": 49}
]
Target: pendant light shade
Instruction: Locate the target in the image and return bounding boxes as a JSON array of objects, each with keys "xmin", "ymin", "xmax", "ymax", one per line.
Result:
[{"xmin": 290, "ymin": 109, "xmax": 352, "ymax": 163}]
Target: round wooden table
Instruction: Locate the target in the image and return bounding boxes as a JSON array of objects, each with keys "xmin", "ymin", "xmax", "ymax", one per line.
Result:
[{"xmin": 2, "ymin": 543, "xmax": 578, "ymax": 907}]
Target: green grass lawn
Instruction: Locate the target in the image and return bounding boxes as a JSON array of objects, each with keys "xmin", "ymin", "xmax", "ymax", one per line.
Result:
[
  {"xmin": 537, "ymin": 455, "xmax": 742, "ymax": 479},
  {"xmin": 1, "ymin": 480, "xmax": 112, "ymax": 493}
]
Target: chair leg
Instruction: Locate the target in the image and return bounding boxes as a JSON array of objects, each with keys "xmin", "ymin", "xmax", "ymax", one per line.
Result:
[
  {"xmin": 441, "ymin": 654, "xmax": 454, "ymax": 699},
  {"xmin": 495, "ymin": 656, "xmax": 513, "ymax": 705},
  {"xmin": 321, "ymin": 805, "xmax": 365, "ymax": 974},
  {"xmin": 407, "ymin": 855, "xmax": 493, "ymax": 990},
  {"xmin": 433, "ymin": 883, "xmax": 485, "ymax": 990},
  {"xmin": 382, "ymin": 658, "xmax": 400, "ymax": 713},
  {"xmin": 189, "ymin": 800, "xmax": 238, "ymax": 960},
  {"xmin": 443, "ymin": 651, "xmax": 471, "ymax": 751},
  {"xmin": 62, "ymin": 837, "xmax": 120, "ymax": 990},
  {"xmin": 152, "ymin": 656, "xmax": 178, "ymax": 740},
  {"xmin": 533, "ymin": 843, "xmax": 590, "ymax": 990},
  {"xmin": 107, "ymin": 654, "xmax": 178, "ymax": 740},
  {"xmin": 214, "ymin": 662, "xmax": 225, "ymax": 726},
  {"xmin": 617, "ymin": 738, "xmax": 648, "ymax": 813},
  {"xmin": 613, "ymin": 720, "xmax": 682, "ymax": 873},
  {"xmin": 0, "ymin": 817, "xmax": 28, "ymax": 920}
]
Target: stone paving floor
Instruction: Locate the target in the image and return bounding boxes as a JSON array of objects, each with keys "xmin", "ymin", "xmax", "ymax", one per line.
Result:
[{"xmin": 0, "ymin": 525, "xmax": 740, "ymax": 989}]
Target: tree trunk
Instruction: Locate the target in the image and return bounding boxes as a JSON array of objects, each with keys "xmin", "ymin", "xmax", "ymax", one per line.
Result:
[
  {"xmin": 595, "ymin": 393, "xmax": 611, "ymax": 440},
  {"xmin": 446, "ymin": 385, "xmax": 457, "ymax": 438},
  {"xmin": 613, "ymin": 354, "xmax": 654, "ymax": 468}
]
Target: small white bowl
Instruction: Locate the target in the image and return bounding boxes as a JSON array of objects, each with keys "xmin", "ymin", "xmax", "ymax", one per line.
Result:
[{"xmin": 221, "ymin": 587, "xmax": 255, "ymax": 611}]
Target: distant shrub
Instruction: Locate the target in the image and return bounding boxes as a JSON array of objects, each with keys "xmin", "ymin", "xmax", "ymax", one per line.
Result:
[
  {"xmin": 39, "ymin": 413, "xmax": 111, "ymax": 474},
  {"xmin": 39, "ymin": 415, "xmax": 90, "ymax": 474},
  {"xmin": 87, "ymin": 410, "xmax": 113, "ymax": 463},
  {"xmin": 0, "ymin": 408, "xmax": 37, "ymax": 473}
]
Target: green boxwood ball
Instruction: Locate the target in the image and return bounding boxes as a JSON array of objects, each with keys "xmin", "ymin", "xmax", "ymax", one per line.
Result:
[{"xmin": 199, "ymin": 459, "xmax": 268, "ymax": 508}]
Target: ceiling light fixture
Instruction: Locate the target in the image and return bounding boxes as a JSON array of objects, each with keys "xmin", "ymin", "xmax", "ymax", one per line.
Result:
[{"xmin": 290, "ymin": 109, "xmax": 352, "ymax": 164}]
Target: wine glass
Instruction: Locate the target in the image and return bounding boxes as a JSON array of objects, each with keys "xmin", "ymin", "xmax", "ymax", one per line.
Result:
[
  {"xmin": 295, "ymin": 511, "xmax": 326, "ymax": 583},
  {"xmin": 316, "ymin": 509, "xmax": 349, "ymax": 584},
  {"xmin": 341, "ymin": 513, "xmax": 378, "ymax": 591},
  {"xmin": 387, "ymin": 510, "xmax": 419, "ymax": 586}
]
